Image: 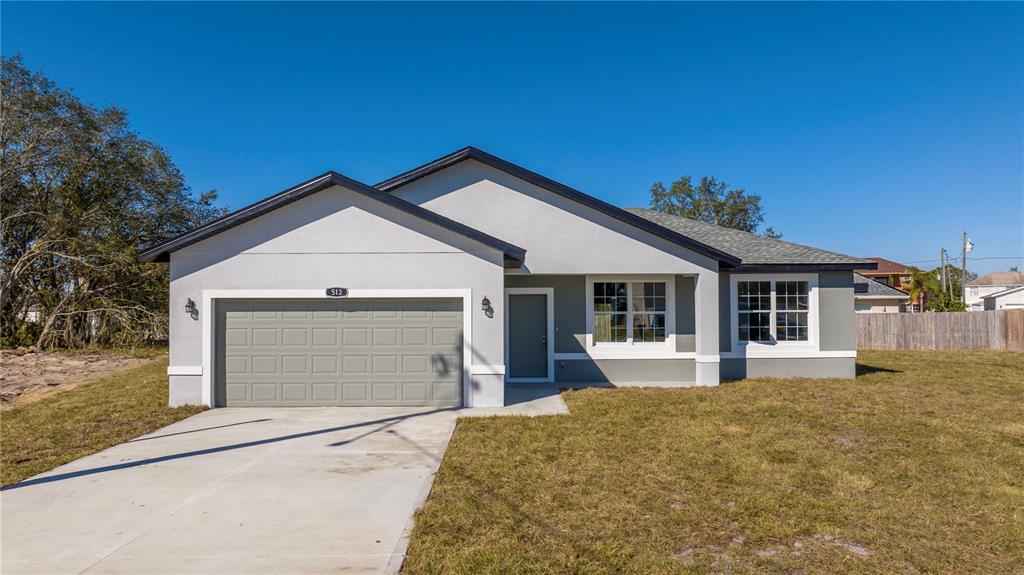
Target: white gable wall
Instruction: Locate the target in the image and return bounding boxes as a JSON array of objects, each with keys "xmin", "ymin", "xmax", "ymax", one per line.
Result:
[
  {"xmin": 168, "ymin": 185, "xmax": 507, "ymax": 406},
  {"xmin": 389, "ymin": 159, "xmax": 719, "ymax": 275},
  {"xmin": 389, "ymin": 159, "xmax": 722, "ymax": 386}
]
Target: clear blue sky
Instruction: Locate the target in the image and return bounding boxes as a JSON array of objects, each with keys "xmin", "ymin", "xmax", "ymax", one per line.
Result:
[{"xmin": 3, "ymin": 2, "xmax": 1022, "ymax": 274}]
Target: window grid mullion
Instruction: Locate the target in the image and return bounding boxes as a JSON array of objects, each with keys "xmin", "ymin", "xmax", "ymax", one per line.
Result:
[{"xmin": 626, "ymin": 282, "xmax": 634, "ymax": 344}]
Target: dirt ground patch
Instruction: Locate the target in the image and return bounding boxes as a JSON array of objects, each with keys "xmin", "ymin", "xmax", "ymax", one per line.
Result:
[{"xmin": 0, "ymin": 350, "xmax": 158, "ymax": 408}]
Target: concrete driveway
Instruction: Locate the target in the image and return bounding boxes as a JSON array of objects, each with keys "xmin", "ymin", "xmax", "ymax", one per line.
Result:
[{"xmin": 1, "ymin": 407, "xmax": 464, "ymax": 575}]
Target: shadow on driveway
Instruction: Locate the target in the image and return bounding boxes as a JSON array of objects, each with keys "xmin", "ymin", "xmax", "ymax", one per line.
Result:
[{"xmin": 2, "ymin": 408, "xmax": 456, "ymax": 491}]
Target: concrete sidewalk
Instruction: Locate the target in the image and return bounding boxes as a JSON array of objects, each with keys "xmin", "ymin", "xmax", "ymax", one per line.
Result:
[{"xmin": 1, "ymin": 390, "xmax": 568, "ymax": 575}]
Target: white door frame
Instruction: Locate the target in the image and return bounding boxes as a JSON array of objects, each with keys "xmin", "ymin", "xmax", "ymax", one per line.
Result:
[
  {"xmin": 201, "ymin": 288, "xmax": 473, "ymax": 407},
  {"xmin": 504, "ymin": 287, "xmax": 555, "ymax": 383}
]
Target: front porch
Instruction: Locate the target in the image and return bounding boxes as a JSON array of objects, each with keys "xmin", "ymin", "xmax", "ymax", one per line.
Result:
[{"xmin": 496, "ymin": 272, "xmax": 720, "ymax": 401}]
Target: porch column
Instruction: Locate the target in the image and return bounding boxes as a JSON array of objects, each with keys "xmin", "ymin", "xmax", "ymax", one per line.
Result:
[{"xmin": 694, "ymin": 269, "xmax": 721, "ymax": 386}]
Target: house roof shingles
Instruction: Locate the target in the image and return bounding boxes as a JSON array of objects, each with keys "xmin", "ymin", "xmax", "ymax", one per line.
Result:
[
  {"xmin": 139, "ymin": 146, "xmax": 876, "ymax": 271},
  {"xmin": 854, "ymin": 273, "xmax": 911, "ymax": 298},
  {"xmin": 969, "ymin": 271, "xmax": 1024, "ymax": 286},
  {"xmin": 625, "ymin": 208, "xmax": 875, "ymax": 269},
  {"xmin": 861, "ymin": 257, "xmax": 912, "ymax": 274}
]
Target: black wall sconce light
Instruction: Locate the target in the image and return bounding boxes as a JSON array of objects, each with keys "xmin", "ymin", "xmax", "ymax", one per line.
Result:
[
  {"xmin": 481, "ymin": 296, "xmax": 493, "ymax": 318},
  {"xmin": 185, "ymin": 297, "xmax": 199, "ymax": 320}
]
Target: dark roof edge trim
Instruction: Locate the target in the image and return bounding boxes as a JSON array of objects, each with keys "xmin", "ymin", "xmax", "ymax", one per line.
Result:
[
  {"xmin": 376, "ymin": 147, "xmax": 742, "ymax": 267},
  {"xmin": 733, "ymin": 263, "xmax": 880, "ymax": 272},
  {"xmin": 138, "ymin": 171, "xmax": 527, "ymax": 267}
]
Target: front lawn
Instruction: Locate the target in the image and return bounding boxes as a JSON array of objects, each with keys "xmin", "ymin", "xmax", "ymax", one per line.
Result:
[
  {"xmin": 404, "ymin": 351, "xmax": 1024, "ymax": 574},
  {"xmin": 1, "ymin": 356, "xmax": 205, "ymax": 486}
]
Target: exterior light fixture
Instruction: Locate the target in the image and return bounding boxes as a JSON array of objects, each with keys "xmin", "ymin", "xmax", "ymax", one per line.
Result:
[
  {"xmin": 185, "ymin": 298, "xmax": 197, "ymax": 317},
  {"xmin": 481, "ymin": 296, "xmax": 491, "ymax": 311}
]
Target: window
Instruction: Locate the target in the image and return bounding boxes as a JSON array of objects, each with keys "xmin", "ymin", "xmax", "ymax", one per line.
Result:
[
  {"xmin": 592, "ymin": 280, "xmax": 668, "ymax": 344},
  {"xmin": 593, "ymin": 282, "xmax": 628, "ymax": 342},
  {"xmin": 737, "ymin": 279, "xmax": 811, "ymax": 343},
  {"xmin": 775, "ymin": 281, "xmax": 809, "ymax": 341},
  {"xmin": 632, "ymin": 282, "xmax": 666, "ymax": 342},
  {"xmin": 738, "ymin": 281, "xmax": 771, "ymax": 342}
]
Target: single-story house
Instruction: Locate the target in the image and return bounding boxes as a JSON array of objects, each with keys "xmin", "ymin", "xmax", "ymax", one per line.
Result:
[
  {"xmin": 982, "ymin": 285, "xmax": 1024, "ymax": 310},
  {"xmin": 140, "ymin": 147, "xmax": 875, "ymax": 408},
  {"xmin": 854, "ymin": 273, "xmax": 910, "ymax": 313}
]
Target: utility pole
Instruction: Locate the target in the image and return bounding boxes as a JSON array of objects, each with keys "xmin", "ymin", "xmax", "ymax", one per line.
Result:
[
  {"xmin": 940, "ymin": 249, "xmax": 947, "ymax": 294},
  {"xmin": 961, "ymin": 231, "xmax": 972, "ymax": 304}
]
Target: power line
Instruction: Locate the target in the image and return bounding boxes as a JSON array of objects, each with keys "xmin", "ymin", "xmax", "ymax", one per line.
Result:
[{"xmin": 901, "ymin": 256, "xmax": 1023, "ymax": 264}]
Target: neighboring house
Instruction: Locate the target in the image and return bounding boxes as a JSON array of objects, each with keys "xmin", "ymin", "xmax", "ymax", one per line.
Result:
[
  {"xmin": 965, "ymin": 271, "xmax": 1024, "ymax": 311},
  {"xmin": 140, "ymin": 147, "xmax": 875, "ymax": 408},
  {"xmin": 20, "ymin": 304, "xmax": 41, "ymax": 323},
  {"xmin": 859, "ymin": 257, "xmax": 920, "ymax": 311},
  {"xmin": 982, "ymin": 285, "xmax": 1024, "ymax": 311},
  {"xmin": 854, "ymin": 273, "xmax": 910, "ymax": 313}
]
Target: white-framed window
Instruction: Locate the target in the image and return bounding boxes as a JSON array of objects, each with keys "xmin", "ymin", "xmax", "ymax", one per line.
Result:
[
  {"xmin": 731, "ymin": 274, "xmax": 819, "ymax": 353},
  {"xmin": 586, "ymin": 275, "xmax": 675, "ymax": 350}
]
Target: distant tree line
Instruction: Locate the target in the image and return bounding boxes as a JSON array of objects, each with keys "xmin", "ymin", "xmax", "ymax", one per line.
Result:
[{"xmin": 1, "ymin": 56, "xmax": 224, "ymax": 348}]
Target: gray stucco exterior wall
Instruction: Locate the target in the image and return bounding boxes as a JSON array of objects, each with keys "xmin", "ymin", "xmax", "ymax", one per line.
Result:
[
  {"xmin": 719, "ymin": 271, "xmax": 733, "ymax": 353},
  {"xmin": 504, "ymin": 273, "xmax": 697, "ymax": 356},
  {"xmin": 505, "ymin": 274, "xmax": 699, "ymax": 385},
  {"xmin": 167, "ymin": 185, "xmax": 508, "ymax": 407},
  {"xmin": 716, "ymin": 270, "xmax": 855, "ymax": 379},
  {"xmin": 557, "ymin": 359, "xmax": 696, "ymax": 385},
  {"xmin": 676, "ymin": 275, "xmax": 696, "ymax": 353},
  {"xmin": 504, "ymin": 275, "xmax": 587, "ymax": 353},
  {"xmin": 721, "ymin": 357, "xmax": 855, "ymax": 380},
  {"xmin": 817, "ymin": 271, "xmax": 855, "ymax": 351}
]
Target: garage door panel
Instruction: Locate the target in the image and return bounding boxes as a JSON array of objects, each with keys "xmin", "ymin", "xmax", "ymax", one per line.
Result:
[
  {"xmin": 280, "ymin": 383, "xmax": 308, "ymax": 401},
  {"xmin": 339, "ymin": 355, "xmax": 365, "ymax": 374},
  {"xmin": 342, "ymin": 328, "xmax": 368, "ymax": 346},
  {"xmin": 216, "ymin": 299, "xmax": 462, "ymax": 407},
  {"xmin": 281, "ymin": 355, "xmax": 307, "ymax": 374},
  {"xmin": 314, "ymin": 383, "xmax": 339, "ymax": 401}
]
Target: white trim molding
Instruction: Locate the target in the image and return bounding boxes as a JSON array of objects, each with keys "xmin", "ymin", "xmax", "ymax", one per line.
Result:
[
  {"xmin": 167, "ymin": 365, "xmax": 203, "ymax": 376},
  {"xmin": 695, "ymin": 354, "xmax": 720, "ymax": 363},
  {"xmin": 721, "ymin": 350, "xmax": 856, "ymax": 359},
  {"xmin": 584, "ymin": 274, "xmax": 677, "ymax": 356},
  {"xmin": 471, "ymin": 364, "xmax": 506, "ymax": 375},
  {"xmin": 504, "ymin": 287, "xmax": 555, "ymax": 383},
  {"xmin": 200, "ymin": 288, "xmax": 473, "ymax": 408},
  {"xmin": 553, "ymin": 351, "xmax": 696, "ymax": 361}
]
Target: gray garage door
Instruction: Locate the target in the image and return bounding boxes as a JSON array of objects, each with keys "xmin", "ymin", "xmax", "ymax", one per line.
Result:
[{"xmin": 215, "ymin": 299, "xmax": 462, "ymax": 407}]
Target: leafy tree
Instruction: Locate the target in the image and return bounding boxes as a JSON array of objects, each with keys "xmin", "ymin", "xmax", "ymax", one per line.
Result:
[
  {"xmin": 1, "ymin": 56, "xmax": 225, "ymax": 348},
  {"xmin": 929, "ymin": 292, "xmax": 968, "ymax": 312},
  {"xmin": 649, "ymin": 176, "xmax": 781, "ymax": 238},
  {"xmin": 907, "ymin": 265, "xmax": 972, "ymax": 312}
]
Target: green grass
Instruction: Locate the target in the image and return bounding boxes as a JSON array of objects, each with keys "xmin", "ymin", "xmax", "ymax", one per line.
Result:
[
  {"xmin": 1, "ymin": 356, "xmax": 205, "ymax": 486},
  {"xmin": 403, "ymin": 351, "xmax": 1024, "ymax": 574}
]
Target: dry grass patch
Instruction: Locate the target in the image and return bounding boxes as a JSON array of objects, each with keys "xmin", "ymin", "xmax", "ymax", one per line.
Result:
[
  {"xmin": 403, "ymin": 351, "xmax": 1024, "ymax": 574},
  {"xmin": 1, "ymin": 355, "xmax": 204, "ymax": 486}
]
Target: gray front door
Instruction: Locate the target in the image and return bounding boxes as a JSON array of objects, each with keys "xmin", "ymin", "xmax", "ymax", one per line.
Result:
[
  {"xmin": 508, "ymin": 294, "xmax": 548, "ymax": 379},
  {"xmin": 215, "ymin": 298, "xmax": 462, "ymax": 407}
]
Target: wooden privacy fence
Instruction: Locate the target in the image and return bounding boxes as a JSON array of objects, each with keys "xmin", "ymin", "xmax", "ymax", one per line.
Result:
[{"xmin": 856, "ymin": 309, "xmax": 1024, "ymax": 351}]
